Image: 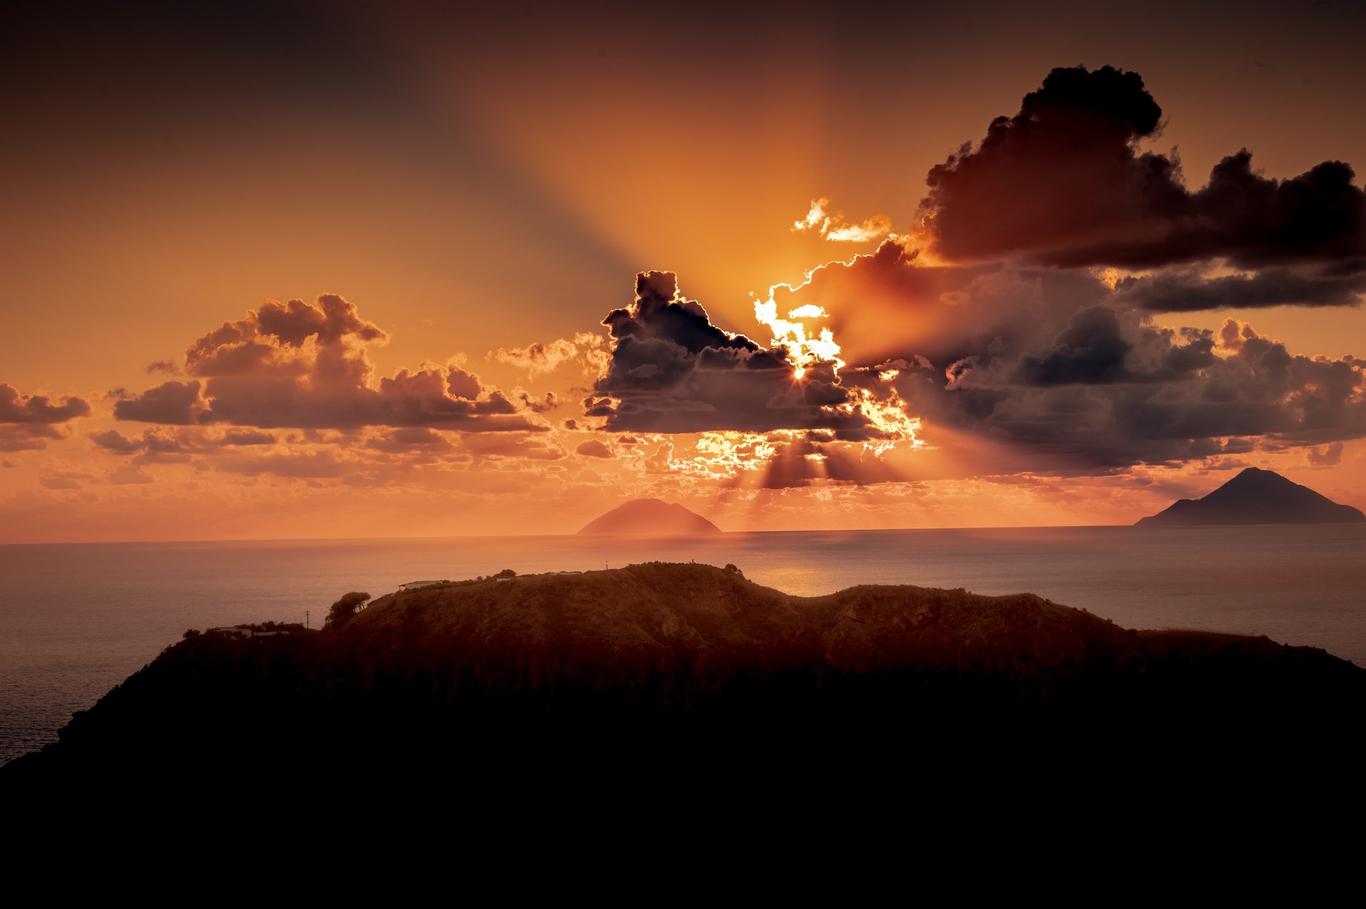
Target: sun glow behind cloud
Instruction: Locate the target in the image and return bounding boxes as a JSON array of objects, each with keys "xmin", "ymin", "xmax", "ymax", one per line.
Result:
[
  {"xmin": 10, "ymin": 27, "xmax": 1366, "ymax": 543},
  {"xmin": 792, "ymin": 198, "xmax": 892, "ymax": 243},
  {"xmin": 752, "ymin": 296, "xmax": 845, "ymax": 379}
]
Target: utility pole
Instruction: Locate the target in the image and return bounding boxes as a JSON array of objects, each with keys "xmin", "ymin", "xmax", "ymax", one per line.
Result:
[{"xmin": 305, "ymin": 609, "xmax": 310, "ymax": 629}]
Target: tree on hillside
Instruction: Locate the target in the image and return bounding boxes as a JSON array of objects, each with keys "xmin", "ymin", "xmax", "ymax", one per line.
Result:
[{"xmin": 325, "ymin": 592, "xmax": 371, "ymax": 630}]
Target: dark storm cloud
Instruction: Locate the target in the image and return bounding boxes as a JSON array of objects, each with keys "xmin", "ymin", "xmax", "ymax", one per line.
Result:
[
  {"xmin": 1016, "ymin": 307, "xmax": 1134, "ymax": 386},
  {"xmin": 1112, "ymin": 268, "xmax": 1366, "ymax": 312},
  {"xmin": 834, "ymin": 313, "xmax": 1366, "ymax": 470},
  {"xmin": 0, "ymin": 383, "xmax": 92, "ymax": 451},
  {"xmin": 776, "ymin": 239, "xmax": 1365, "ymax": 470},
  {"xmin": 588, "ymin": 271, "xmax": 885, "ymax": 440},
  {"xmin": 1014, "ymin": 306, "xmax": 1217, "ymax": 386},
  {"xmin": 114, "ymin": 295, "xmax": 545, "ymax": 432},
  {"xmin": 754, "ymin": 63, "xmax": 1366, "ymax": 473},
  {"xmin": 919, "ymin": 66, "xmax": 1366, "ymax": 269}
]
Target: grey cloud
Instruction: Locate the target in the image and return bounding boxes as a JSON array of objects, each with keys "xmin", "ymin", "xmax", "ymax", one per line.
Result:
[
  {"xmin": 919, "ymin": 66, "xmax": 1366, "ymax": 269},
  {"xmin": 1113, "ymin": 268, "xmax": 1366, "ymax": 312},
  {"xmin": 588, "ymin": 271, "xmax": 885, "ymax": 440}
]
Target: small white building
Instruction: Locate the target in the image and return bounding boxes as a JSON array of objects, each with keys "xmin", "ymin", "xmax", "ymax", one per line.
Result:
[
  {"xmin": 206, "ymin": 626, "xmax": 253, "ymax": 639},
  {"xmin": 399, "ymin": 580, "xmax": 444, "ymax": 591}
]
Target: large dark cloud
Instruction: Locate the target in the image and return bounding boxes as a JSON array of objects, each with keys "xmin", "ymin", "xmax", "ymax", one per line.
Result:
[
  {"xmin": 114, "ymin": 295, "xmax": 546, "ymax": 432},
  {"xmin": 579, "ymin": 236, "xmax": 1366, "ymax": 474},
  {"xmin": 775, "ymin": 240, "xmax": 1366, "ymax": 470},
  {"xmin": 1112, "ymin": 268, "xmax": 1366, "ymax": 312},
  {"xmin": 588, "ymin": 272, "xmax": 889, "ymax": 440},
  {"xmin": 919, "ymin": 65, "xmax": 1366, "ymax": 270},
  {"xmin": 1014, "ymin": 306, "xmax": 1218, "ymax": 386},
  {"xmin": 760, "ymin": 56, "xmax": 1366, "ymax": 477},
  {"xmin": 0, "ymin": 383, "xmax": 91, "ymax": 451},
  {"xmin": 837, "ymin": 314, "xmax": 1366, "ymax": 470}
]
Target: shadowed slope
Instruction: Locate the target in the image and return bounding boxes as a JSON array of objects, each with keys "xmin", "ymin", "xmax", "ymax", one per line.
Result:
[
  {"xmin": 1138, "ymin": 467, "xmax": 1365, "ymax": 526},
  {"xmin": 5, "ymin": 563, "xmax": 1362, "ymax": 793}
]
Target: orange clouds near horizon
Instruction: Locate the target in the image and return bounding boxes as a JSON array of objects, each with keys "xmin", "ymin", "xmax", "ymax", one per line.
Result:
[{"xmin": 5, "ymin": 5, "xmax": 1366, "ymax": 542}]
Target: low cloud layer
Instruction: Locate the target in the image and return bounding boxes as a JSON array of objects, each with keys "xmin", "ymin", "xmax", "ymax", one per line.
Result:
[
  {"xmin": 1112, "ymin": 268, "xmax": 1366, "ymax": 312},
  {"xmin": 90, "ymin": 427, "xmax": 279, "ymax": 464},
  {"xmin": 0, "ymin": 383, "xmax": 91, "ymax": 451},
  {"xmin": 492, "ymin": 333, "xmax": 609, "ymax": 376},
  {"xmin": 837, "ymin": 309, "xmax": 1365, "ymax": 469},
  {"xmin": 115, "ymin": 295, "xmax": 545, "ymax": 432}
]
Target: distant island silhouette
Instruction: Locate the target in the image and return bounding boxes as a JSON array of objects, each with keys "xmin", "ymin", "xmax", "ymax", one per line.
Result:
[
  {"xmin": 578, "ymin": 498, "xmax": 722, "ymax": 535},
  {"xmin": 1137, "ymin": 467, "xmax": 1366, "ymax": 527},
  {"xmin": 4, "ymin": 562, "xmax": 1362, "ymax": 797}
]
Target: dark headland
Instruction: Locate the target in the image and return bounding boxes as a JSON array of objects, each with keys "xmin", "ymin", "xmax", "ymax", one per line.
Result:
[
  {"xmin": 4, "ymin": 562, "xmax": 1362, "ymax": 798},
  {"xmin": 1137, "ymin": 467, "xmax": 1365, "ymax": 527},
  {"xmin": 578, "ymin": 497, "xmax": 722, "ymax": 535}
]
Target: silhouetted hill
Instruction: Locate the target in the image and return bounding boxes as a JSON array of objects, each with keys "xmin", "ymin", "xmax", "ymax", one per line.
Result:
[
  {"xmin": 4, "ymin": 562, "xmax": 1362, "ymax": 802},
  {"xmin": 1137, "ymin": 467, "xmax": 1365, "ymax": 527},
  {"xmin": 578, "ymin": 498, "xmax": 721, "ymax": 535}
]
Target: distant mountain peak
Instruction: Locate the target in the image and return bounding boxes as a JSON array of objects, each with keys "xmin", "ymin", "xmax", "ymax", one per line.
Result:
[
  {"xmin": 1137, "ymin": 468, "xmax": 1364, "ymax": 527},
  {"xmin": 578, "ymin": 498, "xmax": 722, "ymax": 536}
]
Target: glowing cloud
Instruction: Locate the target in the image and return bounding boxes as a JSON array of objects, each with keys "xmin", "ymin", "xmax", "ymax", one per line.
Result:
[
  {"xmin": 792, "ymin": 198, "xmax": 892, "ymax": 243},
  {"xmin": 115, "ymin": 295, "xmax": 548, "ymax": 432}
]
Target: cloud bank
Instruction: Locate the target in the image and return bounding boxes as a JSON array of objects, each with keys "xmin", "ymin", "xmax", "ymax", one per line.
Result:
[
  {"xmin": 115, "ymin": 295, "xmax": 546, "ymax": 432},
  {"xmin": 0, "ymin": 384, "xmax": 91, "ymax": 451}
]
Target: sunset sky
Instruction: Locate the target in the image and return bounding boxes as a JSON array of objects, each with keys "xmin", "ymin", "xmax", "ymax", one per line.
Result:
[{"xmin": 4, "ymin": 0, "xmax": 1366, "ymax": 542}]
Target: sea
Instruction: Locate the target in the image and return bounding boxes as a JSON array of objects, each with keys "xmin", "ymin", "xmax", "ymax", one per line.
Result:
[{"xmin": 3, "ymin": 524, "xmax": 1364, "ymax": 765}]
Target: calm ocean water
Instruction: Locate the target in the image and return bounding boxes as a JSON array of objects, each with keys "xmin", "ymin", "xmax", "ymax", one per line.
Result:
[{"xmin": 3, "ymin": 524, "xmax": 1364, "ymax": 764}]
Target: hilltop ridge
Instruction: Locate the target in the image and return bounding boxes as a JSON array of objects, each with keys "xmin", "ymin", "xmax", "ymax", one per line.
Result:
[{"xmin": 5, "ymin": 561, "xmax": 1362, "ymax": 797}]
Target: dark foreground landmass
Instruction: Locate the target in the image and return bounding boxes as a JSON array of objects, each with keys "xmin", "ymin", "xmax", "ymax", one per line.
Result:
[{"xmin": 5, "ymin": 562, "xmax": 1364, "ymax": 801}]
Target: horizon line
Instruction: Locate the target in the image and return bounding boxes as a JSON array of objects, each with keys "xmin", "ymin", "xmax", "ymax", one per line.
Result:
[{"xmin": 0, "ymin": 522, "xmax": 1140, "ymax": 547}]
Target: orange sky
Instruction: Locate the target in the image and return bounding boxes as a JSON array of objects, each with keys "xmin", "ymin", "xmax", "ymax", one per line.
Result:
[{"xmin": 3, "ymin": 2, "xmax": 1365, "ymax": 542}]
